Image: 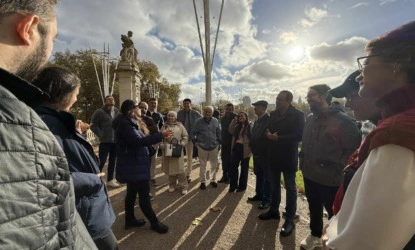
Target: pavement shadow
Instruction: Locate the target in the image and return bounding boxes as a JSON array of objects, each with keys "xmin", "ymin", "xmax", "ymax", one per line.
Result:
[
  {"xmin": 230, "ymin": 200, "xmax": 279, "ymax": 250},
  {"xmin": 177, "ymin": 189, "xmax": 244, "ymax": 249}
]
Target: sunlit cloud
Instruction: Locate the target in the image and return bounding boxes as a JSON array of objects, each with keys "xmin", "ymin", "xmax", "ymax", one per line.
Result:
[
  {"xmin": 279, "ymin": 31, "xmax": 298, "ymax": 45},
  {"xmin": 299, "ymin": 7, "xmax": 328, "ymax": 28}
]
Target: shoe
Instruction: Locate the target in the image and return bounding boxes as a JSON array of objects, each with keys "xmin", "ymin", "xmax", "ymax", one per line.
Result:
[
  {"xmin": 236, "ymin": 188, "xmax": 245, "ymax": 192},
  {"xmin": 228, "ymin": 188, "xmax": 236, "ymax": 193},
  {"xmin": 300, "ymin": 234, "xmax": 323, "ymax": 250},
  {"xmin": 125, "ymin": 219, "xmax": 146, "ymax": 229},
  {"xmin": 149, "ymin": 193, "xmax": 155, "ymax": 201},
  {"xmin": 151, "ymin": 179, "xmax": 157, "ymax": 186},
  {"xmin": 258, "ymin": 202, "xmax": 270, "ymax": 210},
  {"xmin": 182, "ymin": 190, "xmax": 188, "ymax": 195},
  {"xmin": 280, "ymin": 220, "xmax": 295, "ymax": 237},
  {"xmin": 168, "ymin": 188, "xmax": 175, "ymax": 192},
  {"xmin": 247, "ymin": 195, "xmax": 262, "ymax": 202},
  {"xmin": 211, "ymin": 182, "xmax": 218, "ymax": 188},
  {"xmin": 107, "ymin": 179, "xmax": 120, "ymax": 188},
  {"xmin": 151, "ymin": 221, "xmax": 169, "ymax": 234},
  {"xmin": 218, "ymin": 177, "xmax": 228, "ymax": 183},
  {"xmin": 282, "ymin": 212, "xmax": 300, "ymax": 220},
  {"xmin": 200, "ymin": 183, "xmax": 206, "ymax": 190},
  {"xmin": 258, "ymin": 210, "xmax": 280, "ymax": 220},
  {"xmin": 187, "ymin": 176, "xmax": 191, "ymax": 183}
]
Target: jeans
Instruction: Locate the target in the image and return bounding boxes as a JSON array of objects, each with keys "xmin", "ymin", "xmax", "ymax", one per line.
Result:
[
  {"xmin": 125, "ymin": 180, "xmax": 158, "ymax": 224},
  {"xmin": 229, "ymin": 143, "xmax": 250, "ymax": 190},
  {"xmin": 304, "ymin": 177, "xmax": 339, "ymax": 237},
  {"xmin": 98, "ymin": 143, "xmax": 116, "ymax": 181},
  {"xmin": 268, "ymin": 167, "xmax": 297, "ymax": 221},
  {"xmin": 93, "ymin": 229, "xmax": 118, "ymax": 250},
  {"xmin": 253, "ymin": 153, "xmax": 271, "ymax": 202},
  {"xmin": 221, "ymin": 143, "xmax": 232, "ymax": 179}
]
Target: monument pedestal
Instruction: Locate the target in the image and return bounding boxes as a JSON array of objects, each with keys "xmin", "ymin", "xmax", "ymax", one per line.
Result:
[{"xmin": 117, "ymin": 61, "xmax": 141, "ymax": 105}]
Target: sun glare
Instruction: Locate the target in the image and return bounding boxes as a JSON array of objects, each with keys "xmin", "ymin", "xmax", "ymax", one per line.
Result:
[{"xmin": 289, "ymin": 46, "xmax": 304, "ymax": 60}]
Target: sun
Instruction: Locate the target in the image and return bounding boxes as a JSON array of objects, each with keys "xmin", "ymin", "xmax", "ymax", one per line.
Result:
[{"xmin": 289, "ymin": 46, "xmax": 304, "ymax": 61}]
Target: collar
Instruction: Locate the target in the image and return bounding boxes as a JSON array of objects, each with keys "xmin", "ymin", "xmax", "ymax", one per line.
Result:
[
  {"xmin": 36, "ymin": 105, "xmax": 77, "ymax": 131},
  {"xmin": 377, "ymin": 84, "xmax": 415, "ymax": 119},
  {"xmin": 0, "ymin": 67, "xmax": 49, "ymax": 108}
]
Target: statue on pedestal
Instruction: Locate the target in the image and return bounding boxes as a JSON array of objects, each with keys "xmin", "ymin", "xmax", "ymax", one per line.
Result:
[{"xmin": 120, "ymin": 31, "xmax": 138, "ymax": 63}]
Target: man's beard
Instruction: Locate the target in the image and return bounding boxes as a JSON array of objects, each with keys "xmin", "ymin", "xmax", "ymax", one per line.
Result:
[{"xmin": 15, "ymin": 39, "xmax": 47, "ymax": 82}]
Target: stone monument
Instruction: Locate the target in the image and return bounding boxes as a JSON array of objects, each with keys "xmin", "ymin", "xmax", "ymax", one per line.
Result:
[{"xmin": 117, "ymin": 30, "xmax": 141, "ymax": 104}]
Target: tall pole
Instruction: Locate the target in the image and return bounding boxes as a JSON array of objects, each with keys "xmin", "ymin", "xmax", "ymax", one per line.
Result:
[{"xmin": 204, "ymin": 0, "xmax": 211, "ymax": 106}]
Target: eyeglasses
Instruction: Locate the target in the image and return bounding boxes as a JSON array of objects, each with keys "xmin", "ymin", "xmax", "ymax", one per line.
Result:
[{"xmin": 357, "ymin": 54, "xmax": 382, "ymax": 72}]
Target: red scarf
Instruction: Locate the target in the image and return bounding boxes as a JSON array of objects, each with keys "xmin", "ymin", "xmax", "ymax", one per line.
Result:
[{"xmin": 333, "ymin": 85, "xmax": 415, "ymax": 215}]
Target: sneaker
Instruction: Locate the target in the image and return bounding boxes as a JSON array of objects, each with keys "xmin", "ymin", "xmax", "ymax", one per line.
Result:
[
  {"xmin": 151, "ymin": 179, "xmax": 157, "ymax": 186},
  {"xmin": 210, "ymin": 182, "xmax": 218, "ymax": 188},
  {"xmin": 168, "ymin": 188, "xmax": 175, "ymax": 192},
  {"xmin": 125, "ymin": 218, "xmax": 146, "ymax": 229},
  {"xmin": 107, "ymin": 179, "xmax": 120, "ymax": 188},
  {"xmin": 151, "ymin": 221, "xmax": 169, "ymax": 234},
  {"xmin": 300, "ymin": 234, "xmax": 323, "ymax": 250},
  {"xmin": 182, "ymin": 190, "xmax": 188, "ymax": 195},
  {"xmin": 200, "ymin": 183, "xmax": 206, "ymax": 190}
]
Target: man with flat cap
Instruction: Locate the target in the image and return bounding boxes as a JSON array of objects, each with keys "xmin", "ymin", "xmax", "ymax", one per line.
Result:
[
  {"xmin": 259, "ymin": 90, "xmax": 305, "ymax": 237},
  {"xmin": 248, "ymin": 100, "xmax": 272, "ymax": 210},
  {"xmin": 330, "ymin": 70, "xmax": 380, "ymax": 140}
]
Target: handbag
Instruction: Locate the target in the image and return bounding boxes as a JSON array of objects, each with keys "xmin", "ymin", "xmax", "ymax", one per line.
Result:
[{"xmin": 164, "ymin": 138, "xmax": 183, "ymax": 157}]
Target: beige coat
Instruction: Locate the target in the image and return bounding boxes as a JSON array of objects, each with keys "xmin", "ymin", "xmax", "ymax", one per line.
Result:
[
  {"xmin": 228, "ymin": 119, "xmax": 252, "ymax": 159},
  {"xmin": 161, "ymin": 121, "xmax": 189, "ymax": 175}
]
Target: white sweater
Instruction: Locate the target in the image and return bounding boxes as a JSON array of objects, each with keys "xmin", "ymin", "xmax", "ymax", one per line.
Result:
[{"xmin": 326, "ymin": 144, "xmax": 415, "ymax": 250}]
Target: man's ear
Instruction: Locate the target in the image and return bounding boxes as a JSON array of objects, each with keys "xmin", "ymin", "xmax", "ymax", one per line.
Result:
[{"xmin": 15, "ymin": 14, "xmax": 40, "ymax": 46}]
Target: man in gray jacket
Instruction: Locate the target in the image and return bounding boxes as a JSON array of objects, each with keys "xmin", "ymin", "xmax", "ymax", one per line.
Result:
[
  {"xmin": 190, "ymin": 106, "xmax": 222, "ymax": 190},
  {"xmin": 177, "ymin": 98, "xmax": 202, "ymax": 182},
  {"xmin": 300, "ymin": 84, "xmax": 360, "ymax": 250},
  {"xmin": 0, "ymin": 1, "xmax": 96, "ymax": 249},
  {"xmin": 91, "ymin": 95, "xmax": 120, "ymax": 188}
]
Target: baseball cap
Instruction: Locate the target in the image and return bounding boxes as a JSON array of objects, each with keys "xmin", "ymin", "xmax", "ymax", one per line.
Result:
[{"xmin": 329, "ymin": 70, "xmax": 361, "ymax": 98}]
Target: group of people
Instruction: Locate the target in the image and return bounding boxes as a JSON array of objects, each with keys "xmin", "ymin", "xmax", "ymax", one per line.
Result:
[{"xmin": 0, "ymin": 1, "xmax": 414, "ymax": 249}]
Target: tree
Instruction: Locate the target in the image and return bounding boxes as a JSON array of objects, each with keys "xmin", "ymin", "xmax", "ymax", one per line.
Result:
[{"xmin": 52, "ymin": 49, "xmax": 118, "ymax": 122}]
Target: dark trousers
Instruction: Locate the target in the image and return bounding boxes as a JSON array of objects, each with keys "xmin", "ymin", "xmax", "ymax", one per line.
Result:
[
  {"xmin": 93, "ymin": 229, "xmax": 119, "ymax": 250},
  {"xmin": 221, "ymin": 143, "xmax": 232, "ymax": 179},
  {"xmin": 125, "ymin": 180, "xmax": 158, "ymax": 224},
  {"xmin": 304, "ymin": 178, "xmax": 339, "ymax": 237},
  {"xmin": 229, "ymin": 143, "xmax": 250, "ymax": 190},
  {"xmin": 98, "ymin": 143, "xmax": 117, "ymax": 181},
  {"xmin": 253, "ymin": 153, "xmax": 271, "ymax": 202},
  {"xmin": 268, "ymin": 168, "xmax": 297, "ymax": 220}
]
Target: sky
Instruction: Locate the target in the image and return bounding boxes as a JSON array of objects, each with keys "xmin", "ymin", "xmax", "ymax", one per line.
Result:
[{"xmin": 54, "ymin": 0, "xmax": 415, "ymax": 105}]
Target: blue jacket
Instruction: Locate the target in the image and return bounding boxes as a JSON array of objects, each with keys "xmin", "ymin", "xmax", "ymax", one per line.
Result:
[
  {"xmin": 112, "ymin": 115, "xmax": 163, "ymax": 183},
  {"xmin": 190, "ymin": 117, "xmax": 222, "ymax": 151},
  {"xmin": 35, "ymin": 106, "xmax": 115, "ymax": 240}
]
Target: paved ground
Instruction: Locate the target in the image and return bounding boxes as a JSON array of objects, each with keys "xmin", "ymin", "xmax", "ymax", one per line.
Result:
[{"xmin": 105, "ymin": 158, "xmax": 323, "ymax": 250}]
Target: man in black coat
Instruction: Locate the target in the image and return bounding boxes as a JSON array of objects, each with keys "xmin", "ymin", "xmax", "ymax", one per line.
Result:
[
  {"xmin": 218, "ymin": 103, "xmax": 237, "ymax": 183},
  {"xmin": 146, "ymin": 98, "xmax": 164, "ymax": 185},
  {"xmin": 258, "ymin": 90, "xmax": 305, "ymax": 237},
  {"xmin": 248, "ymin": 100, "xmax": 272, "ymax": 209}
]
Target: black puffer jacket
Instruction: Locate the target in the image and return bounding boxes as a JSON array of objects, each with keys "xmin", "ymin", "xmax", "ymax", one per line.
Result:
[{"xmin": 0, "ymin": 68, "xmax": 96, "ymax": 249}]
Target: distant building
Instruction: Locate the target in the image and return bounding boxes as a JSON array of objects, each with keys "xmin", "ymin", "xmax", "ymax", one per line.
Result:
[{"xmin": 242, "ymin": 96, "xmax": 251, "ymax": 108}]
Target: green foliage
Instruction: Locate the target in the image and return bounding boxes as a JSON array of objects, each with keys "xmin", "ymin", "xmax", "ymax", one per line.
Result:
[
  {"xmin": 51, "ymin": 49, "xmax": 118, "ymax": 122},
  {"xmin": 51, "ymin": 50, "xmax": 181, "ymax": 121}
]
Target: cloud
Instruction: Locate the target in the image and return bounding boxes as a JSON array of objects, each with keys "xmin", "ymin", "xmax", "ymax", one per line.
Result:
[
  {"xmin": 308, "ymin": 36, "xmax": 368, "ymax": 63},
  {"xmin": 299, "ymin": 7, "xmax": 328, "ymax": 28},
  {"xmin": 380, "ymin": 0, "xmax": 398, "ymax": 5},
  {"xmin": 348, "ymin": 2, "xmax": 370, "ymax": 9},
  {"xmin": 279, "ymin": 32, "xmax": 298, "ymax": 45},
  {"xmin": 233, "ymin": 60, "xmax": 293, "ymax": 83},
  {"xmin": 262, "ymin": 29, "xmax": 271, "ymax": 35}
]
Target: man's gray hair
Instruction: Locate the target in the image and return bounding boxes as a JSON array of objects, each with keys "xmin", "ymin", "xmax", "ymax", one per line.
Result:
[{"xmin": 204, "ymin": 106, "xmax": 214, "ymax": 112}]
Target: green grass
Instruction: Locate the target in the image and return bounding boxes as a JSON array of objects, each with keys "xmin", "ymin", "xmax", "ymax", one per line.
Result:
[{"xmin": 249, "ymin": 157, "xmax": 305, "ymax": 194}]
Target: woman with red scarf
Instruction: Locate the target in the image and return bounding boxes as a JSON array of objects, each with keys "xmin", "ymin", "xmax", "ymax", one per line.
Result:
[{"xmin": 325, "ymin": 21, "xmax": 415, "ymax": 250}]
